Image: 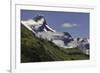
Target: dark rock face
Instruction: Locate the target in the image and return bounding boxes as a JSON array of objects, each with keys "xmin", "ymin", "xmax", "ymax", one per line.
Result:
[
  {"xmin": 32, "ymin": 16, "xmax": 55, "ymax": 32},
  {"xmin": 63, "ymin": 32, "xmax": 73, "ymax": 45},
  {"xmin": 33, "ymin": 16, "xmax": 45, "ymax": 23}
]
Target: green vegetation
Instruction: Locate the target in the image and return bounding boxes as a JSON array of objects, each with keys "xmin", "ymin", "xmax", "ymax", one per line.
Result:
[{"xmin": 21, "ymin": 24, "xmax": 89, "ymax": 63}]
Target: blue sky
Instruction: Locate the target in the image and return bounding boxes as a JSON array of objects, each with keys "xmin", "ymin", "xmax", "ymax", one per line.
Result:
[{"xmin": 21, "ymin": 10, "xmax": 89, "ymax": 38}]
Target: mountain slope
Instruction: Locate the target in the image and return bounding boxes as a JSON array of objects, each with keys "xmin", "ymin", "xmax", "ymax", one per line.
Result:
[{"xmin": 21, "ymin": 24, "xmax": 89, "ymax": 63}]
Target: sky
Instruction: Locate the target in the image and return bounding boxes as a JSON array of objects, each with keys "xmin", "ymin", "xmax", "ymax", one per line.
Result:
[{"xmin": 21, "ymin": 9, "xmax": 90, "ymax": 38}]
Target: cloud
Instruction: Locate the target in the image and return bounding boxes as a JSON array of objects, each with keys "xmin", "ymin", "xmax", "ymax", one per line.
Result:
[{"xmin": 62, "ymin": 23, "xmax": 77, "ymax": 28}]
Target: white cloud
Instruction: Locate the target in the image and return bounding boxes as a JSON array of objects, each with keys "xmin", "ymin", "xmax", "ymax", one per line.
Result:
[{"xmin": 62, "ymin": 23, "xmax": 77, "ymax": 28}]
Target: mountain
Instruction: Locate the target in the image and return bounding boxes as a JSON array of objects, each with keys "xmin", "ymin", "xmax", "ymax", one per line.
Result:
[
  {"xmin": 21, "ymin": 16, "xmax": 56, "ymax": 33},
  {"xmin": 76, "ymin": 38, "xmax": 89, "ymax": 55},
  {"xmin": 21, "ymin": 24, "xmax": 89, "ymax": 62},
  {"xmin": 21, "ymin": 16, "xmax": 73, "ymax": 48},
  {"xmin": 21, "ymin": 15, "xmax": 90, "ymax": 55},
  {"xmin": 65, "ymin": 37, "xmax": 89, "ymax": 55}
]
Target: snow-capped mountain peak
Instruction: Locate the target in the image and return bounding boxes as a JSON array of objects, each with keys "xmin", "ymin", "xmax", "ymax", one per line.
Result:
[{"xmin": 21, "ymin": 15, "xmax": 56, "ymax": 33}]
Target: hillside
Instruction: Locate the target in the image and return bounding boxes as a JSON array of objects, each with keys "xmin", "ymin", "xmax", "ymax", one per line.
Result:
[{"xmin": 21, "ymin": 24, "xmax": 89, "ymax": 63}]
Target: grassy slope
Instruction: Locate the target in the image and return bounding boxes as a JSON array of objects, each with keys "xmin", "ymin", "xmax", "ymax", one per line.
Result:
[{"xmin": 21, "ymin": 24, "xmax": 89, "ymax": 63}]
